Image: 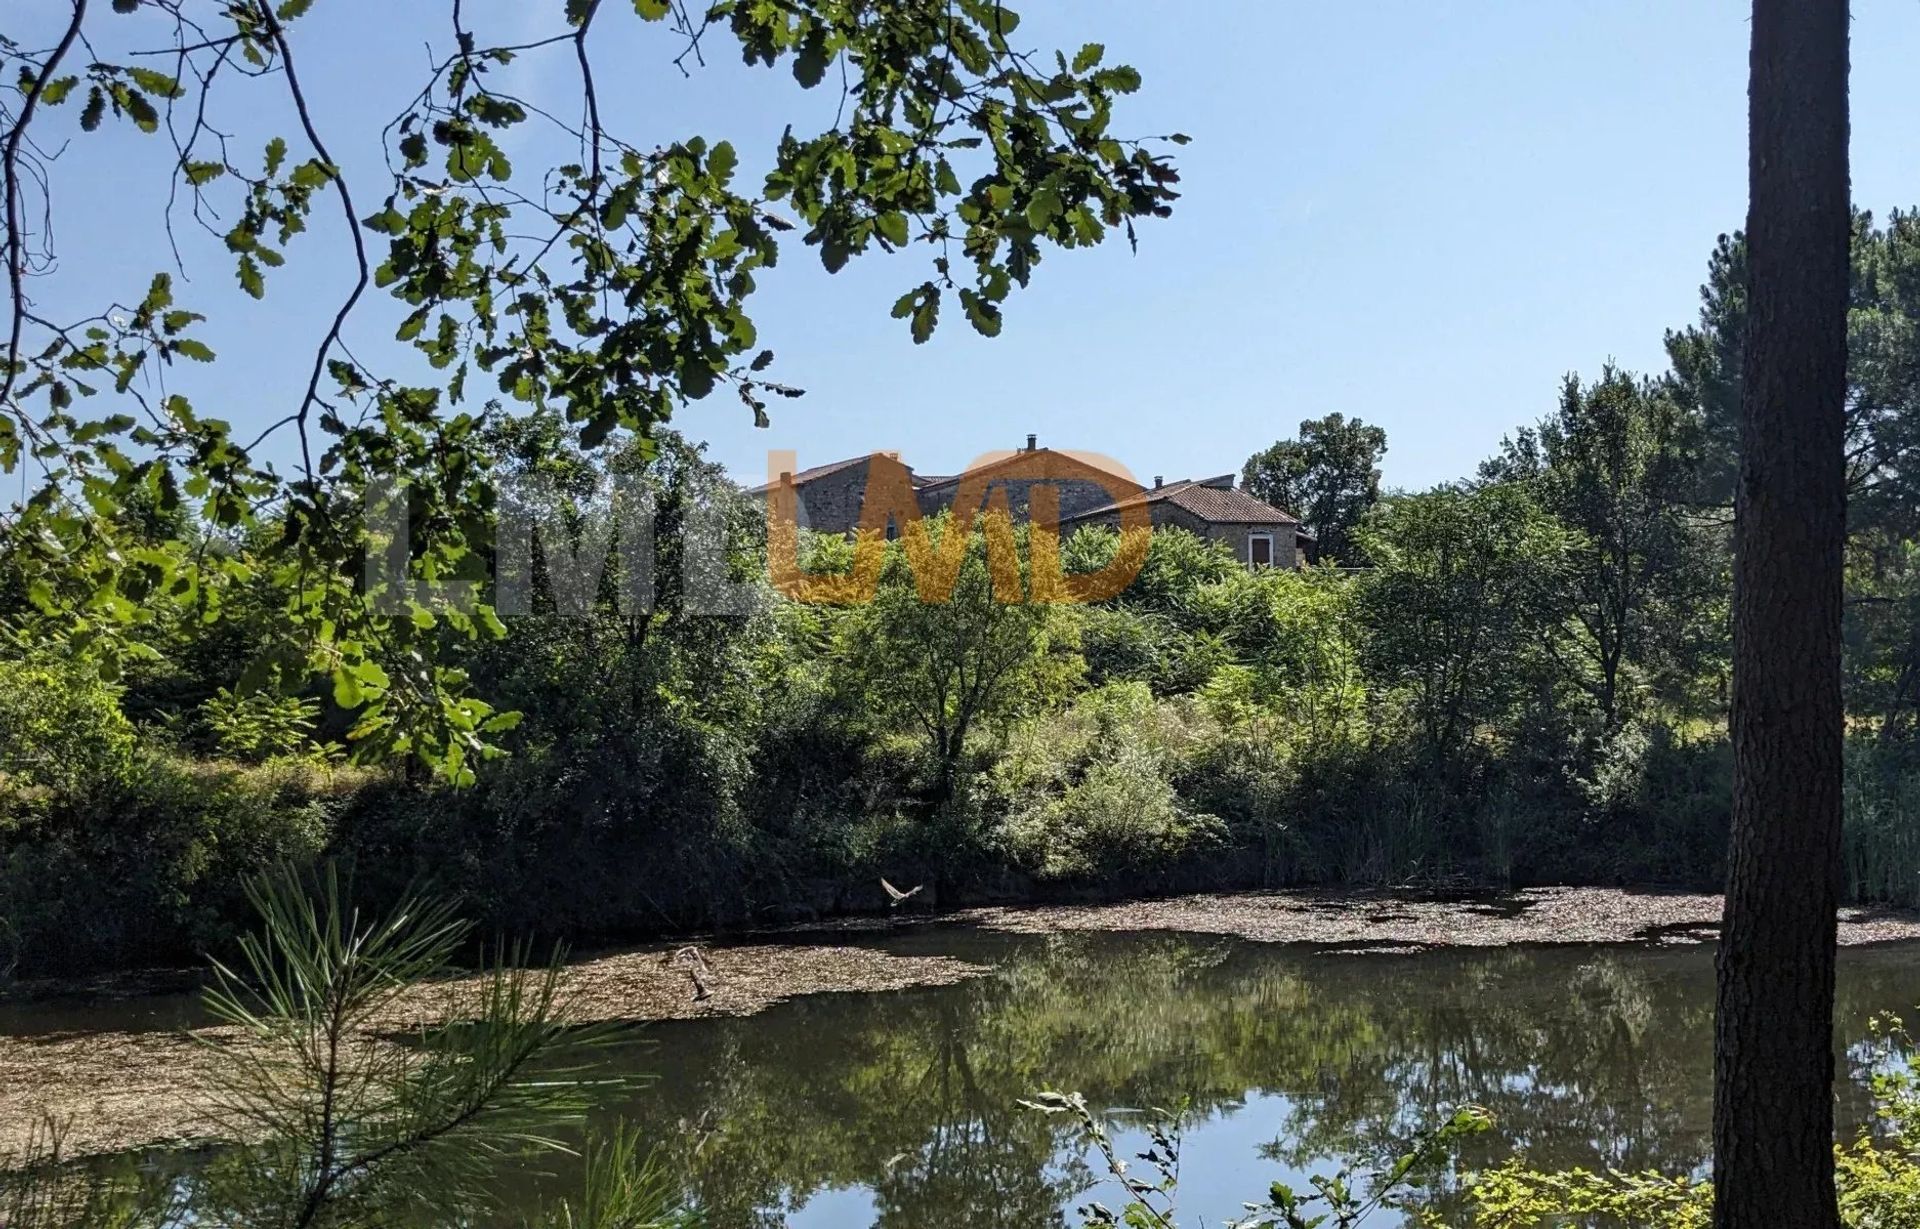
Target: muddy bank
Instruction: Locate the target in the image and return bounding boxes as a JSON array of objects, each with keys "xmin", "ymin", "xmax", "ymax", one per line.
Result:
[
  {"xmin": 0, "ymin": 941, "xmax": 983, "ymax": 1165},
  {"xmin": 957, "ymin": 886, "xmax": 1920, "ymax": 949},
  {"xmin": 6, "ymin": 886, "xmax": 1920, "ymax": 1163}
]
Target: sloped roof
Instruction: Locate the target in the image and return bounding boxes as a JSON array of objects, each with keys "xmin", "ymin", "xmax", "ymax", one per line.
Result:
[
  {"xmin": 1061, "ymin": 478, "xmax": 1303, "ymax": 527},
  {"xmin": 745, "ymin": 454, "xmax": 887, "ymax": 495},
  {"xmin": 912, "ymin": 448, "xmax": 1134, "ymax": 494},
  {"xmin": 1164, "ymin": 484, "xmax": 1302, "ymax": 525}
]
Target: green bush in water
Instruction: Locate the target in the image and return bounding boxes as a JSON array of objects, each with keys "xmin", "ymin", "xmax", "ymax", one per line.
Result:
[{"xmin": 1449, "ymin": 1012, "xmax": 1920, "ymax": 1227}]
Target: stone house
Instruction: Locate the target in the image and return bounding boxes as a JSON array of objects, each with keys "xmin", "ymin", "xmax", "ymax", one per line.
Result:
[
  {"xmin": 746, "ymin": 454, "xmax": 891, "ymax": 536},
  {"xmin": 750, "ymin": 435, "xmax": 1133, "ymax": 537},
  {"xmin": 748, "ymin": 438, "xmax": 1311, "ymax": 568},
  {"xmin": 1056, "ymin": 474, "xmax": 1313, "ymax": 568},
  {"xmin": 914, "ymin": 435, "xmax": 1135, "ymax": 524}
]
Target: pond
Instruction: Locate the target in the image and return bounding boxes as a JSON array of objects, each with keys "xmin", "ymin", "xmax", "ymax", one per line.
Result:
[
  {"xmin": 10, "ymin": 926, "xmax": 1920, "ymax": 1227},
  {"xmin": 502, "ymin": 928, "xmax": 1920, "ymax": 1226}
]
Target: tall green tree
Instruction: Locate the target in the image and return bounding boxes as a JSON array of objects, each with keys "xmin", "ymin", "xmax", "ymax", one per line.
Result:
[
  {"xmin": 1670, "ymin": 212, "xmax": 1920, "ymax": 735},
  {"xmin": 1713, "ymin": 0, "xmax": 1851, "ymax": 1225},
  {"xmin": 1668, "ymin": 210, "xmax": 1920, "ymax": 524},
  {"xmin": 1354, "ymin": 483, "xmax": 1570, "ymax": 760},
  {"xmin": 1489, "ymin": 367, "xmax": 1726, "ymax": 730},
  {"xmin": 1240, "ymin": 413, "xmax": 1388, "ymax": 563},
  {"xmin": 840, "ymin": 518, "xmax": 1082, "ymax": 797}
]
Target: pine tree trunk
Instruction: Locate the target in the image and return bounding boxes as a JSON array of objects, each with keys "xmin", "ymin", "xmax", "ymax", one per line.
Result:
[{"xmin": 1713, "ymin": 2, "xmax": 1851, "ymax": 1226}]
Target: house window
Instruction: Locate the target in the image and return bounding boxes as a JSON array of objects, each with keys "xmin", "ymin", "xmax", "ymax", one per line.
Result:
[{"xmin": 1248, "ymin": 533, "xmax": 1274, "ymax": 568}]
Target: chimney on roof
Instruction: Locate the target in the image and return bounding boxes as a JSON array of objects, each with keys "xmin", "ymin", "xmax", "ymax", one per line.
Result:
[
  {"xmin": 1026, "ymin": 433, "xmax": 1038, "ymax": 452},
  {"xmin": 1153, "ymin": 476, "xmax": 1163, "ymax": 489},
  {"xmin": 779, "ymin": 470, "xmax": 792, "ymax": 485}
]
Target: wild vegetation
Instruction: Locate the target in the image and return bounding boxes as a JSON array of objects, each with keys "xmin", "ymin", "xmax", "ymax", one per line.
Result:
[
  {"xmin": 1, "ymin": 2, "xmax": 1903, "ymax": 1227},
  {"xmin": 10, "ymin": 214, "xmax": 1920, "ymax": 977}
]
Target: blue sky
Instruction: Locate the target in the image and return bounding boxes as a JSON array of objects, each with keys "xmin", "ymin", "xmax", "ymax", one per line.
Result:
[{"xmin": 21, "ymin": 1, "xmax": 1920, "ymax": 494}]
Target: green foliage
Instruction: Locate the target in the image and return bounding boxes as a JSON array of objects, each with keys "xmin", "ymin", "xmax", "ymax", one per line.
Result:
[
  {"xmin": 1189, "ymin": 566, "xmax": 1369, "ymax": 746},
  {"xmin": 1486, "ymin": 366, "xmax": 1727, "ymax": 729},
  {"xmin": 1447, "ymin": 1012, "xmax": 1920, "ymax": 1228},
  {"xmin": 1, "ymin": 747, "xmax": 341, "ymax": 976},
  {"xmin": 198, "ymin": 687, "xmax": 325, "ymax": 762},
  {"xmin": 1241, "ymin": 413, "xmax": 1388, "ymax": 564},
  {"xmin": 1451, "ymin": 1130, "xmax": 1920, "ymax": 1229},
  {"xmin": 998, "ymin": 685, "xmax": 1225, "ymax": 881},
  {"xmin": 0, "ymin": 866, "xmax": 690, "ymax": 1229},
  {"xmin": 1, "ymin": 0, "xmax": 1182, "ymax": 784},
  {"xmin": 1075, "ymin": 602, "xmax": 1186, "ymax": 691},
  {"xmin": 1019, "ymin": 1001, "xmax": 1920, "ymax": 1229},
  {"xmin": 190, "ymin": 865, "xmax": 600, "ymax": 1227},
  {"xmin": 1452, "ymin": 1164, "xmax": 1713, "ymax": 1228},
  {"xmin": 0, "ymin": 658, "xmax": 136, "ymax": 798},
  {"xmin": 528, "ymin": 1123, "xmax": 698, "ymax": 1229},
  {"xmin": 1355, "ymin": 483, "xmax": 1572, "ymax": 759},
  {"xmin": 1065, "ymin": 524, "xmax": 1243, "ymax": 617},
  {"xmin": 1844, "ymin": 740, "xmax": 1920, "ymax": 908},
  {"xmin": 20, "ymin": 202, "xmax": 1920, "ymax": 965},
  {"xmin": 838, "ymin": 516, "xmax": 1085, "ymax": 793}
]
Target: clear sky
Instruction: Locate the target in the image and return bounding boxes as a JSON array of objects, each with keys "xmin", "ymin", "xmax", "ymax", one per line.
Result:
[{"xmin": 20, "ymin": 1, "xmax": 1920, "ymax": 494}]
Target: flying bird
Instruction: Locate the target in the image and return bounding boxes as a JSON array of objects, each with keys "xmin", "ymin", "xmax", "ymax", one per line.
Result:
[{"xmin": 880, "ymin": 878, "xmax": 924, "ymax": 908}]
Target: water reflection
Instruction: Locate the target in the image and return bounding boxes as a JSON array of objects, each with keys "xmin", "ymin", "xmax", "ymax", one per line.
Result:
[
  {"xmin": 18, "ymin": 932, "xmax": 1919, "ymax": 1226},
  {"xmin": 546, "ymin": 932, "xmax": 1920, "ymax": 1228}
]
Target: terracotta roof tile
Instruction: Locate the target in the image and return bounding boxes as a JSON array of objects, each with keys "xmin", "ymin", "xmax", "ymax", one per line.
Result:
[{"xmin": 1162, "ymin": 484, "xmax": 1302, "ymax": 525}]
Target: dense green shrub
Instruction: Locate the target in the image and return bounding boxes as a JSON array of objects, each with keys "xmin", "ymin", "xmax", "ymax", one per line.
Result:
[
  {"xmin": 996, "ymin": 684, "xmax": 1225, "ymax": 882},
  {"xmin": 1, "ymin": 754, "xmax": 342, "ymax": 976},
  {"xmin": 196, "ymin": 687, "xmax": 326, "ymax": 763},
  {"xmin": 1002, "ymin": 741, "xmax": 1225, "ymax": 881},
  {"xmin": 0, "ymin": 661, "xmax": 136, "ymax": 800},
  {"xmin": 1844, "ymin": 739, "xmax": 1920, "ymax": 908},
  {"xmin": 12, "ymin": 499, "xmax": 1920, "ymax": 973},
  {"xmin": 1074, "ymin": 604, "xmax": 1182, "ymax": 691}
]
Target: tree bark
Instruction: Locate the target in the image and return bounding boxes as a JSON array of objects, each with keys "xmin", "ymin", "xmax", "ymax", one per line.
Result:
[{"xmin": 1714, "ymin": 2, "xmax": 1851, "ymax": 1227}]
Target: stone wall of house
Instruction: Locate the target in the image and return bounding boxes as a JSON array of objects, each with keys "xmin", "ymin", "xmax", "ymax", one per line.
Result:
[
  {"xmin": 1152, "ymin": 504, "xmax": 1297, "ymax": 568},
  {"xmin": 765, "ymin": 460, "xmax": 877, "ymax": 536},
  {"xmin": 919, "ymin": 474, "xmax": 1125, "ymax": 524},
  {"xmin": 1063, "ymin": 503, "xmax": 1301, "ymax": 569},
  {"xmin": 807, "ymin": 465, "xmax": 870, "ymax": 535}
]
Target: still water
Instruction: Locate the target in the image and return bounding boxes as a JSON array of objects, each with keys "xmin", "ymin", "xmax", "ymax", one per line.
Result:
[
  {"xmin": 13, "ymin": 928, "xmax": 1920, "ymax": 1226},
  {"xmin": 517, "ymin": 928, "xmax": 1920, "ymax": 1227}
]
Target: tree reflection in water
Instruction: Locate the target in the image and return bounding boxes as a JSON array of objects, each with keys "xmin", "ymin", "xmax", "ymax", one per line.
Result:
[{"xmin": 532, "ymin": 932, "xmax": 1920, "ymax": 1228}]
